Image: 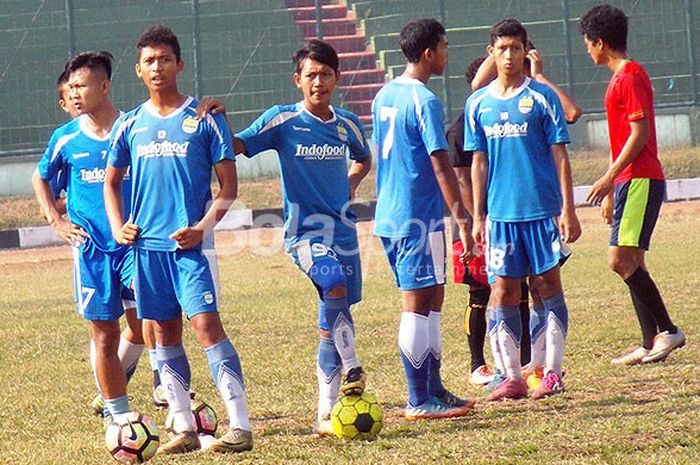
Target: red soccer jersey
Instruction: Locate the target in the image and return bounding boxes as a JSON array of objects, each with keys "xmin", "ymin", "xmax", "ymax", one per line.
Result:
[{"xmin": 604, "ymin": 60, "xmax": 665, "ymax": 184}]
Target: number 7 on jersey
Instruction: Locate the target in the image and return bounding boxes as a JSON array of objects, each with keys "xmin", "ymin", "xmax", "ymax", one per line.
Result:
[{"xmin": 379, "ymin": 106, "xmax": 398, "ymax": 160}]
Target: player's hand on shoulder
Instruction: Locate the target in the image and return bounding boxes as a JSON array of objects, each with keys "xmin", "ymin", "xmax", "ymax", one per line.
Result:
[
  {"xmin": 51, "ymin": 217, "xmax": 89, "ymax": 245},
  {"xmin": 560, "ymin": 208, "xmax": 582, "ymax": 244},
  {"xmin": 195, "ymin": 97, "xmax": 226, "ymax": 120},
  {"xmin": 528, "ymin": 49, "xmax": 544, "ymax": 78},
  {"xmin": 114, "ymin": 221, "xmax": 139, "ymax": 246},
  {"xmin": 169, "ymin": 226, "xmax": 204, "ymax": 250}
]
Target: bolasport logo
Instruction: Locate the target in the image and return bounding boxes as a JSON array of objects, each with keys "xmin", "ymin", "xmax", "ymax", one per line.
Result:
[
  {"xmin": 483, "ymin": 121, "xmax": 529, "ymax": 139},
  {"xmin": 295, "ymin": 143, "xmax": 345, "ymax": 160},
  {"xmin": 136, "ymin": 140, "xmax": 190, "ymax": 159}
]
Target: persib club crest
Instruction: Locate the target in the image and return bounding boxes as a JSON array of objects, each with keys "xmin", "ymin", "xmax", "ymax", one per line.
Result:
[
  {"xmin": 182, "ymin": 116, "xmax": 198, "ymax": 134},
  {"xmin": 337, "ymin": 124, "xmax": 348, "ymax": 142},
  {"xmin": 518, "ymin": 96, "xmax": 534, "ymax": 114}
]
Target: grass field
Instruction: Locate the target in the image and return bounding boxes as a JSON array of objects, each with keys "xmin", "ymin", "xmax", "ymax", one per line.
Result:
[
  {"xmin": 1, "ymin": 202, "xmax": 699, "ymax": 465},
  {"xmin": 3, "ymin": 146, "xmax": 700, "ymax": 230}
]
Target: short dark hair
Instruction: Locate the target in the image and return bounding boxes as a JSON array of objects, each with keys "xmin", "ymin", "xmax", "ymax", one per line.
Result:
[
  {"xmin": 137, "ymin": 25, "xmax": 182, "ymax": 62},
  {"xmin": 292, "ymin": 39, "xmax": 339, "ymax": 74},
  {"xmin": 56, "ymin": 67, "xmax": 70, "ymax": 98},
  {"xmin": 465, "ymin": 56, "xmax": 487, "ymax": 83},
  {"xmin": 579, "ymin": 4, "xmax": 627, "ymax": 52},
  {"xmin": 65, "ymin": 51, "xmax": 114, "ymax": 80},
  {"xmin": 490, "ymin": 18, "xmax": 528, "ymax": 46},
  {"xmin": 399, "ymin": 18, "xmax": 446, "ymax": 63}
]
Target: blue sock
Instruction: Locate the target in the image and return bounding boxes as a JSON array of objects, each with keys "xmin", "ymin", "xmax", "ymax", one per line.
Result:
[
  {"xmin": 205, "ymin": 339, "xmax": 251, "ymax": 431},
  {"xmin": 157, "ymin": 344, "xmax": 193, "ymax": 431},
  {"xmin": 156, "ymin": 344, "xmax": 191, "ymax": 391},
  {"xmin": 427, "ymin": 311, "xmax": 445, "ymax": 397},
  {"xmin": 323, "ymin": 296, "xmax": 361, "ymax": 370},
  {"xmin": 148, "ymin": 349, "xmax": 159, "ymax": 371},
  {"xmin": 317, "ymin": 335, "xmax": 342, "ymax": 382},
  {"xmin": 399, "ymin": 312, "xmax": 430, "ymax": 407},
  {"xmin": 542, "ymin": 293, "xmax": 569, "ymax": 337},
  {"xmin": 205, "ymin": 339, "xmax": 244, "ymax": 388},
  {"xmin": 104, "ymin": 395, "xmax": 129, "ymax": 417},
  {"xmin": 496, "ymin": 304, "xmax": 522, "ymax": 378}
]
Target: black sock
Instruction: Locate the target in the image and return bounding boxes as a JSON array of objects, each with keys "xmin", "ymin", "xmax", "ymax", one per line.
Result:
[
  {"xmin": 519, "ymin": 281, "xmax": 531, "ymax": 366},
  {"xmin": 625, "ymin": 268, "xmax": 676, "ymax": 346},
  {"xmin": 466, "ymin": 287, "xmax": 489, "ymax": 372}
]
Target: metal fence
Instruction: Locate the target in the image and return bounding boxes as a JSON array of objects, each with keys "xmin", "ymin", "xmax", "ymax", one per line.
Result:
[{"xmin": 0, "ymin": 0, "xmax": 698, "ymax": 156}]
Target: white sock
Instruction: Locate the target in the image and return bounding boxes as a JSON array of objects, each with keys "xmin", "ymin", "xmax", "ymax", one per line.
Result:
[
  {"xmin": 118, "ymin": 335, "xmax": 144, "ymax": 376},
  {"xmin": 332, "ymin": 316, "xmax": 361, "ymax": 371},
  {"xmin": 546, "ymin": 312, "xmax": 567, "ymax": 376},
  {"xmin": 428, "ymin": 311, "xmax": 442, "ymax": 359},
  {"xmin": 398, "ymin": 312, "xmax": 430, "ymax": 369},
  {"xmin": 317, "ymin": 366, "xmax": 340, "ymax": 421},
  {"xmin": 497, "ymin": 324, "xmax": 522, "ymax": 380},
  {"xmin": 216, "ymin": 369, "xmax": 252, "ymax": 431}
]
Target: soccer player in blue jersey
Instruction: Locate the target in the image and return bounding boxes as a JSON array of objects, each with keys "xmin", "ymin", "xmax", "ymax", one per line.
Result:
[
  {"xmin": 104, "ymin": 25, "xmax": 252, "ymax": 455},
  {"xmin": 466, "ymin": 18, "xmax": 581, "ymax": 400},
  {"xmin": 32, "ymin": 52, "xmax": 145, "ymax": 422},
  {"xmin": 231, "ymin": 39, "xmax": 370, "ymax": 436},
  {"xmin": 372, "ymin": 18, "xmax": 475, "ymax": 420}
]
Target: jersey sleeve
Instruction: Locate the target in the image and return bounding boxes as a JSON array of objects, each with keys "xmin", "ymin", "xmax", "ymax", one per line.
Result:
[
  {"xmin": 235, "ymin": 106, "xmax": 282, "ymax": 157},
  {"xmin": 204, "ymin": 112, "xmax": 235, "ymax": 165},
  {"xmin": 37, "ymin": 130, "xmax": 65, "ymax": 182},
  {"xmin": 418, "ymin": 95, "xmax": 449, "ymax": 156},
  {"xmin": 464, "ymin": 94, "xmax": 487, "ymax": 153},
  {"xmin": 340, "ymin": 112, "xmax": 371, "ymax": 161},
  {"xmin": 619, "ymin": 72, "xmax": 653, "ymax": 122},
  {"xmin": 539, "ymin": 88, "xmax": 570, "ymax": 145},
  {"xmin": 446, "ymin": 113, "xmax": 471, "ymax": 167},
  {"xmin": 108, "ymin": 114, "xmax": 133, "ymax": 169}
]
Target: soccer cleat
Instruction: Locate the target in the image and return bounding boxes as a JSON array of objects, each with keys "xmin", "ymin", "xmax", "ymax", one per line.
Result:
[
  {"xmin": 484, "ymin": 369, "xmax": 506, "ymax": 392},
  {"xmin": 611, "ymin": 346, "xmax": 650, "ymax": 366},
  {"xmin": 312, "ymin": 414, "xmax": 334, "ymax": 437},
  {"xmin": 91, "ymin": 394, "xmax": 105, "ymax": 417},
  {"xmin": 641, "ymin": 329, "xmax": 686, "ymax": 363},
  {"xmin": 486, "ymin": 377, "xmax": 528, "ymax": 401},
  {"xmin": 209, "ymin": 428, "xmax": 254, "ymax": 453},
  {"xmin": 531, "ymin": 371, "xmax": 565, "ymax": 399},
  {"xmin": 469, "ymin": 365, "xmax": 495, "ymax": 386},
  {"xmin": 152, "ymin": 385, "xmax": 169, "ymax": 409},
  {"xmin": 437, "ymin": 389, "xmax": 475, "ymax": 409},
  {"xmin": 340, "ymin": 366, "xmax": 367, "ymax": 396},
  {"xmin": 157, "ymin": 430, "xmax": 200, "ymax": 455},
  {"xmin": 526, "ymin": 365, "xmax": 544, "ymax": 390},
  {"xmin": 405, "ymin": 396, "xmax": 473, "ymax": 421}
]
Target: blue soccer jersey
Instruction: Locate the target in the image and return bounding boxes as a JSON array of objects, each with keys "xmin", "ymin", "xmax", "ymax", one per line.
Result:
[
  {"xmin": 235, "ymin": 102, "xmax": 370, "ymax": 248},
  {"xmin": 108, "ymin": 96, "xmax": 234, "ymax": 251},
  {"xmin": 464, "ymin": 78, "xmax": 570, "ymax": 221},
  {"xmin": 37, "ymin": 114, "xmax": 130, "ymax": 252},
  {"xmin": 372, "ymin": 76, "xmax": 449, "ymax": 238}
]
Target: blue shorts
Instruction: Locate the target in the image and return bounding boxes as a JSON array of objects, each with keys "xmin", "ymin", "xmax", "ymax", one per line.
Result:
[
  {"xmin": 288, "ymin": 238, "xmax": 362, "ymax": 307},
  {"xmin": 380, "ymin": 230, "xmax": 446, "ymax": 291},
  {"xmin": 486, "ymin": 217, "xmax": 562, "ymax": 280},
  {"xmin": 72, "ymin": 242, "xmax": 135, "ymax": 321},
  {"xmin": 134, "ymin": 247, "xmax": 219, "ymax": 321}
]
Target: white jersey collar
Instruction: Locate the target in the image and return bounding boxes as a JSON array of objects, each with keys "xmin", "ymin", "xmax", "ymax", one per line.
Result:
[
  {"xmin": 486, "ymin": 77, "xmax": 530, "ymax": 101},
  {"xmin": 299, "ymin": 101, "xmax": 337, "ymax": 124},
  {"xmin": 78, "ymin": 111, "xmax": 124, "ymax": 141},
  {"xmin": 394, "ymin": 76, "xmax": 427, "ymax": 86}
]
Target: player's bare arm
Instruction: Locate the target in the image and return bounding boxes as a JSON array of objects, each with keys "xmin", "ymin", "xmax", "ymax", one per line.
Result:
[
  {"xmin": 232, "ymin": 136, "xmax": 247, "ymax": 156},
  {"xmin": 551, "ymin": 143, "xmax": 581, "ymax": 243},
  {"xmin": 170, "ymin": 159, "xmax": 237, "ymax": 250},
  {"xmin": 470, "ymin": 150, "xmax": 488, "ymax": 245},
  {"xmin": 32, "ymin": 169, "xmax": 88, "ymax": 244},
  {"xmin": 104, "ymin": 165, "xmax": 139, "ymax": 245},
  {"xmin": 454, "ymin": 166, "xmax": 475, "ymax": 218},
  {"xmin": 348, "ymin": 155, "xmax": 371, "ymax": 201},
  {"xmin": 431, "ymin": 150, "xmax": 473, "ymax": 261},
  {"xmin": 194, "ymin": 96, "xmax": 226, "ymax": 120},
  {"xmin": 528, "ymin": 50, "xmax": 582, "ymax": 123},
  {"xmin": 586, "ymin": 118, "xmax": 650, "ymax": 205},
  {"xmin": 471, "ymin": 54, "xmax": 497, "ymax": 91}
]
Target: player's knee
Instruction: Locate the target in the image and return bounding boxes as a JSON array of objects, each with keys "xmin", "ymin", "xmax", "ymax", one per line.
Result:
[
  {"xmin": 92, "ymin": 324, "xmax": 120, "ymax": 354},
  {"xmin": 310, "ymin": 261, "xmax": 347, "ymax": 298},
  {"xmin": 608, "ymin": 254, "xmax": 634, "ymax": 276},
  {"xmin": 190, "ymin": 312, "xmax": 226, "ymax": 348}
]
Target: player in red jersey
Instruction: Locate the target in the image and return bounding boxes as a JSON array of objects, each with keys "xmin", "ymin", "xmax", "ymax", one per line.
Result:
[{"xmin": 581, "ymin": 4, "xmax": 685, "ymax": 366}]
